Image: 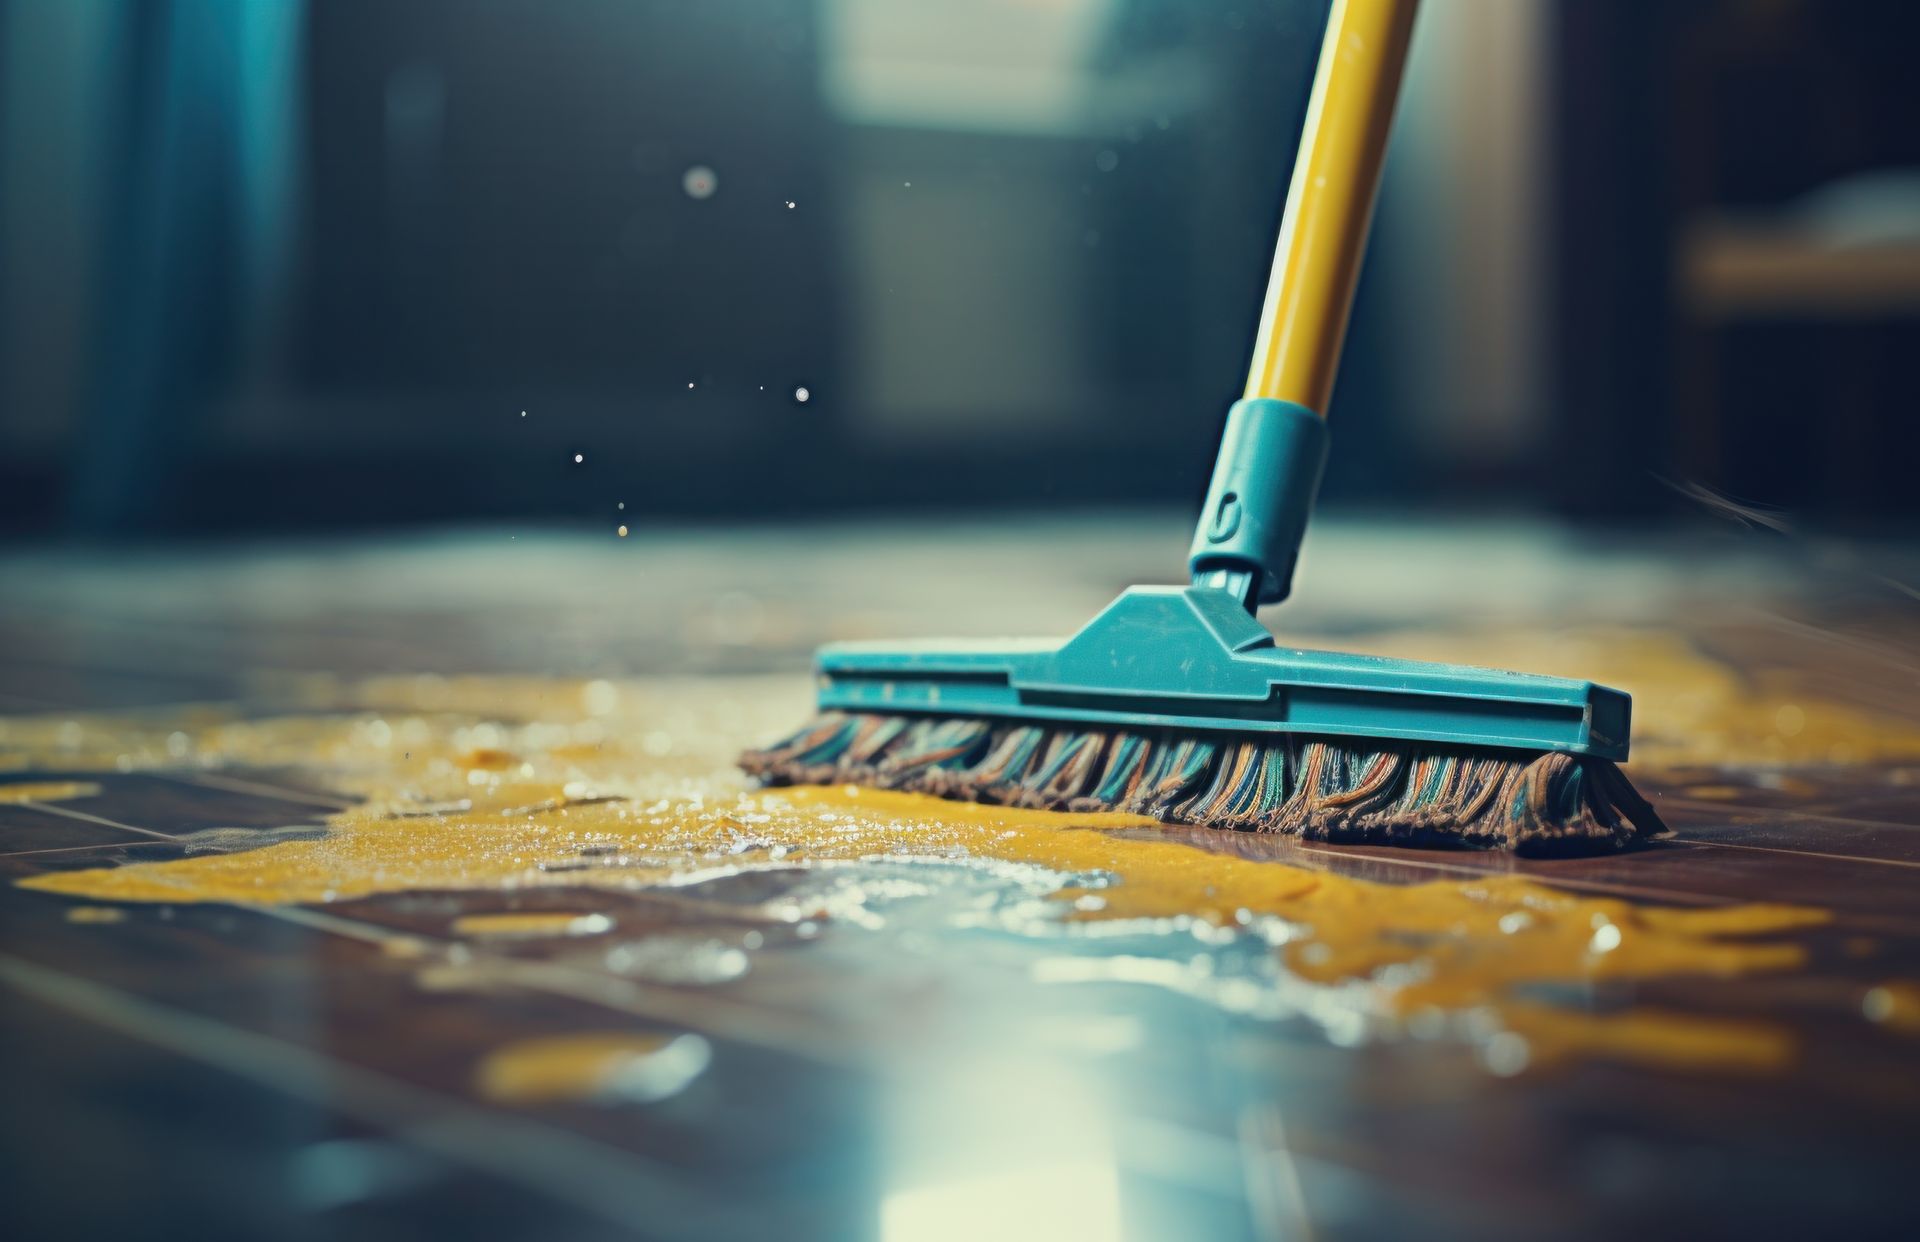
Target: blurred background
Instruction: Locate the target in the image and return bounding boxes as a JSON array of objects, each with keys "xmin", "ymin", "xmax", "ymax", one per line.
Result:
[{"xmin": 3, "ymin": 0, "xmax": 1920, "ymax": 539}]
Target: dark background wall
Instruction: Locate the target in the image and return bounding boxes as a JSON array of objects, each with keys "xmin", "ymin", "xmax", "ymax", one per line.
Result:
[{"xmin": 2, "ymin": 0, "xmax": 1918, "ymax": 538}]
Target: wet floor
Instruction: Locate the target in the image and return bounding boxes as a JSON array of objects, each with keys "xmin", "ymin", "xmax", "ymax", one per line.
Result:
[{"xmin": 2, "ymin": 520, "xmax": 1918, "ymax": 1239}]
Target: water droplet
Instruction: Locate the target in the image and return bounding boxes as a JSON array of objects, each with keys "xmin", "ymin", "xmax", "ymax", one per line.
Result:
[
  {"xmin": 616, "ymin": 525, "xmax": 629, "ymax": 537},
  {"xmin": 794, "ymin": 386, "xmax": 810, "ymax": 403},
  {"xmin": 519, "ymin": 410, "xmax": 527, "ymax": 417},
  {"xmin": 681, "ymin": 164, "xmax": 717, "ymax": 199},
  {"xmin": 573, "ymin": 453, "xmax": 584, "ymax": 464},
  {"xmin": 1589, "ymin": 923, "xmax": 1623, "ymax": 954},
  {"xmin": 784, "ymin": 200, "xmax": 796, "ymax": 209},
  {"xmin": 616, "ymin": 501, "xmax": 625, "ymax": 510}
]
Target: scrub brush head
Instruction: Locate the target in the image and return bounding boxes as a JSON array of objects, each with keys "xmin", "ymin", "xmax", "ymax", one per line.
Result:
[{"xmin": 740, "ymin": 712, "xmax": 1663, "ymax": 855}]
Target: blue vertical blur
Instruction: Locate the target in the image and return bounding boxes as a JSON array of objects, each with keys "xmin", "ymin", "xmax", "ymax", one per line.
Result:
[{"xmin": 69, "ymin": 0, "xmax": 302, "ymax": 532}]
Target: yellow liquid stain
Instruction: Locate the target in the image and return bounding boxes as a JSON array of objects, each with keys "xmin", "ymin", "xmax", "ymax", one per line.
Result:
[
  {"xmin": 1681, "ymin": 785, "xmax": 1747, "ymax": 801},
  {"xmin": 63, "ymin": 905, "xmax": 126, "ymax": 924},
  {"xmin": 0, "ymin": 780, "xmax": 102, "ymax": 804},
  {"xmin": 20, "ymin": 782, "xmax": 1824, "ymax": 1071},
  {"xmin": 451, "ymin": 911, "xmax": 615, "ymax": 939},
  {"xmin": 0, "ymin": 671, "xmax": 1886, "ymax": 1077},
  {"xmin": 475, "ymin": 1031, "xmax": 710, "ymax": 1105},
  {"xmin": 1357, "ymin": 629, "xmax": 1920, "ymax": 770},
  {"xmin": 1497, "ymin": 1004, "xmax": 1795, "ymax": 1075}
]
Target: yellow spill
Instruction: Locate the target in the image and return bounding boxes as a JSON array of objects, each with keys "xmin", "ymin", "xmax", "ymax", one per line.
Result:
[
  {"xmin": 0, "ymin": 666, "xmax": 1892, "ymax": 1076},
  {"xmin": 1681, "ymin": 785, "xmax": 1747, "ymax": 801},
  {"xmin": 457, "ymin": 748, "xmax": 519, "ymax": 772},
  {"xmin": 0, "ymin": 780, "xmax": 101, "ymax": 804},
  {"xmin": 452, "ymin": 911, "xmax": 615, "ymax": 939},
  {"xmin": 1498, "ymin": 1005, "xmax": 1794, "ymax": 1075},
  {"xmin": 1362, "ymin": 629, "xmax": 1920, "ymax": 769},
  {"xmin": 379, "ymin": 936, "xmax": 434, "ymax": 961},
  {"xmin": 19, "ymin": 781, "xmax": 1826, "ymax": 1070},
  {"xmin": 475, "ymin": 1032, "xmax": 681, "ymax": 1105}
]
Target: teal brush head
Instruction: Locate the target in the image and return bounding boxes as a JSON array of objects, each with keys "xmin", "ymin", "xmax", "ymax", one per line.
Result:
[
  {"xmin": 741, "ymin": 583, "xmax": 1659, "ymax": 854},
  {"xmin": 806, "ymin": 585, "xmax": 1630, "ymax": 762}
]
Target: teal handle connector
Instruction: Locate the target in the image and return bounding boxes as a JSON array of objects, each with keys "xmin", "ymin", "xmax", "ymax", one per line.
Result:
[{"xmin": 1187, "ymin": 398, "xmax": 1329, "ymax": 610}]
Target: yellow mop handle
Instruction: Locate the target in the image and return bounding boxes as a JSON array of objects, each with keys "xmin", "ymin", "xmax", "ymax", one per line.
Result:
[{"xmin": 1244, "ymin": 0, "xmax": 1419, "ymax": 415}]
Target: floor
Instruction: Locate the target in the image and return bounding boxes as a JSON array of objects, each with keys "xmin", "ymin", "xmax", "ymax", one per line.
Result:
[{"xmin": 2, "ymin": 514, "xmax": 1918, "ymax": 1241}]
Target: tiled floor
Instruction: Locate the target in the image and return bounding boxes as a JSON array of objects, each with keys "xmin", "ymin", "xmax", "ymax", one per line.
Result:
[{"xmin": 2, "ymin": 515, "xmax": 1918, "ymax": 1240}]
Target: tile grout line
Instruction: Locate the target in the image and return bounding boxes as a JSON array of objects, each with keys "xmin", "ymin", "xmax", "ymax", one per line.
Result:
[
  {"xmin": 13, "ymin": 800, "xmax": 182, "ymax": 842},
  {"xmin": 0, "ymin": 951, "xmax": 742, "ymax": 1237},
  {"xmin": 1282, "ymin": 842, "xmax": 1734, "ymax": 907},
  {"xmin": 155, "ymin": 770, "xmax": 356, "ymax": 811},
  {"xmin": 1290, "ymin": 839, "xmax": 1920, "ymax": 928},
  {"xmin": 257, "ymin": 903, "xmax": 855, "ymax": 1068},
  {"xmin": 0, "ymin": 841, "xmax": 177, "ymax": 861},
  {"xmin": 1661, "ymin": 837, "xmax": 1920, "ymax": 870},
  {"xmin": 4, "ymin": 788, "xmax": 856, "ymax": 1066},
  {"xmin": 1658, "ymin": 796, "xmax": 1920, "ymax": 834}
]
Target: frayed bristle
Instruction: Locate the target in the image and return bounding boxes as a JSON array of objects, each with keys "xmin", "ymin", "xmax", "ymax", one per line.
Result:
[{"xmin": 739, "ymin": 712, "xmax": 1664, "ymax": 854}]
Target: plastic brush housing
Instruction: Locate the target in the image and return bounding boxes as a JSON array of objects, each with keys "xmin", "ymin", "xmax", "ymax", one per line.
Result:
[
  {"xmin": 743, "ymin": 587, "xmax": 1660, "ymax": 854},
  {"xmin": 812, "ymin": 586, "xmax": 1630, "ymax": 762}
]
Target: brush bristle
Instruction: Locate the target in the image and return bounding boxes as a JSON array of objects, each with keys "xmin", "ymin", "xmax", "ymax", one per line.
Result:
[{"xmin": 739, "ymin": 712, "xmax": 1664, "ymax": 854}]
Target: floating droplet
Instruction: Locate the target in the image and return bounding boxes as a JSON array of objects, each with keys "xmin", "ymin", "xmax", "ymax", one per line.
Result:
[
  {"xmin": 681, "ymin": 164, "xmax": 717, "ymax": 199},
  {"xmin": 573, "ymin": 453, "xmax": 584, "ymax": 464},
  {"xmin": 616, "ymin": 525, "xmax": 628, "ymax": 537},
  {"xmin": 794, "ymin": 386, "xmax": 810, "ymax": 403}
]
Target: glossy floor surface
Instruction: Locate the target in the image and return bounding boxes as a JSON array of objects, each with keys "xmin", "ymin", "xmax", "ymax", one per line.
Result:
[{"xmin": 2, "ymin": 515, "xmax": 1917, "ymax": 1241}]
